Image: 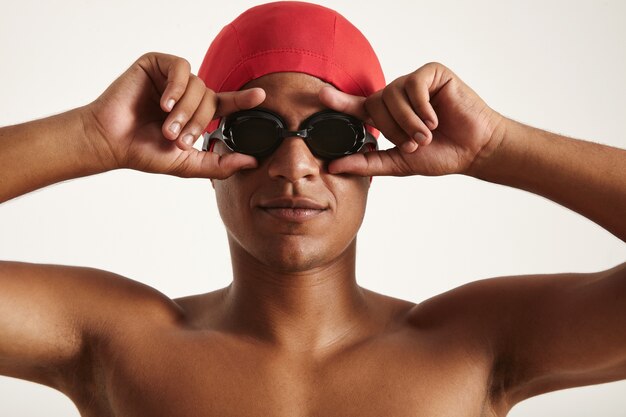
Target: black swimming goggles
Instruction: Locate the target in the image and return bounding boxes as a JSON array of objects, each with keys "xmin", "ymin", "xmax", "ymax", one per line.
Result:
[{"xmin": 202, "ymin": 109, "xmax": 377, "ymax": 160}]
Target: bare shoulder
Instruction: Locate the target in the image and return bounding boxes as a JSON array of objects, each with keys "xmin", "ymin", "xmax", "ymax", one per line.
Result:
[
  {"xmin": 408, "ymin": 263, "xmax": 626, "ymax": 333},
  {"xmin": 407, "ymin": 263, "xmax": 626, "ymax": 409},
  {"xmin": 404, "ymin": 271, "xmax": 593, "ymax": 349},
  {"xmin": 0, "ymin": 260, "xmax": 184, "ymax": 330},
  {"xmin": 172, "ymin": 289, "xmax": 228, "ymax": 329},
  {"xmin": 0, "ymin": 261, "xmax": 184, "ymax": 393},
  {"xmin": 405, "ymin": 275, "xmax": 518, "ymax": 333}
]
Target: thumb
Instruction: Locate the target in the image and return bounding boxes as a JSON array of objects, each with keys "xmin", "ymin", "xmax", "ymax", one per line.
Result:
[
  {"xmin": 174, "ymin": 149, "xmax": 258, "ymax": 179},
  {"xmin": 215, "ymin": 88, "xmax": 266, "ymax": 118},
  {"xmin": 328, "ymin": 149, "xmax": 409, "ymax": 177},
  {"xmin": 319, "ymin": 87, "xmax": 372, "ymax": 124}
]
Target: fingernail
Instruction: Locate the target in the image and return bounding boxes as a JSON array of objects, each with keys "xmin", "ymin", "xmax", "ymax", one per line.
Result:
[
  {"xmin": 166, "ymin": 99, "xmax": 175, "ymax": 111},
  {"xmin": 169, "ymin": 122, "xmax": 181, "ymax": 135},
  {"xmin": 414, "ymin": 132, "xmax": 428, "ymax": 143},
  {"xmin": 182, "ymin": 134, "xmax": 194, "ymax": 146},
  {"xmin": 401, "ymin": 140, "xmax": 418, "ymax": 153}
]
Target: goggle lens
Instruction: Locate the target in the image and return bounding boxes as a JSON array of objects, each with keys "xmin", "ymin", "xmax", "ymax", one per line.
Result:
[
  {"xmin": 228, "ymin": 117, "xmax": 278, "ymax": 155},
  {"xmin": 308, "ymin": 118, "xmax": 359, "ymax": 157}
]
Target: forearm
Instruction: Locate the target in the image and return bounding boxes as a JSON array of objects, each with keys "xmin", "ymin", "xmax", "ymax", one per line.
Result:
[
  {"xmin": 0, "ymin": 108, "xmax": 110, "ymax": 203},
  {"xmin": 470, "ymin": 118, "xmax": 626, "ymax": 242}
]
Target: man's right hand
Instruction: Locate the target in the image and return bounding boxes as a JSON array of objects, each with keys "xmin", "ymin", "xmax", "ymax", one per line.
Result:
[{"xmin": 84, "ymin": 52, "xmax": 265, "ymax": 179}]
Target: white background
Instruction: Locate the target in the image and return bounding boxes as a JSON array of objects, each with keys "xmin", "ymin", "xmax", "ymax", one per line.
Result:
[{"xmin": 1, "ymin": 0, "xmax": 625, "ymax": 415}]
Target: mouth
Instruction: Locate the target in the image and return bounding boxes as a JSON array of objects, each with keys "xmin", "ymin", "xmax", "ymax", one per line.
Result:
[{"xmin": 258, "ymin": 197, "xmax": 328, "ymax": 222}]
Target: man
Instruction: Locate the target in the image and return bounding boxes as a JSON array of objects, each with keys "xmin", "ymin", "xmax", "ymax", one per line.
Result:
[{"xmin": 1, "ymin": 2, "xmax": 625, "ymax": 416}]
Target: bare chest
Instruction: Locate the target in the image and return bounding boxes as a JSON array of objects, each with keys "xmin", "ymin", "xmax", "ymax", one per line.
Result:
[{"xmin": 77, "ymin": 326, "xmax": 496, "ymax": 417}]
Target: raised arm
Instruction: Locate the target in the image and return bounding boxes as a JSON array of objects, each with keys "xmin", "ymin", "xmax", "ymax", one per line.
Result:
[
  {"xmin": 0, "ymin": 52, "xmax": 263, "ymax": 389},
  {"xmin": 320, "ymin": 62, "xmax": 626, "ymax": 242},
  {"xmin": 0, "ymin": 108, "xmax": 101, "ymax": 202},
  {"xmin": 320, "ymin": 62, "xmax": 626, "ymax": 405},
  {"xmin": 0, "ymin": 52, "xmax": 264, "ymax": 203},
  {"xmin": 469, "ymin": 117, "xmax": 626, "ymax": 242}
]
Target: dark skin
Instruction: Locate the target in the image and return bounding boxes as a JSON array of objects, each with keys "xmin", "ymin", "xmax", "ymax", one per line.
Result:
[{"xmin": 0, "ymin": 53, "xmax": 625, "ymax": 416}]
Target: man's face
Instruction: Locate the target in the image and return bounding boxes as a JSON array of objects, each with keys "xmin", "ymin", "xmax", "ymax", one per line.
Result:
[{"xmin": 212, "ymin": 72, "xmax": 371, "ymax": 272}]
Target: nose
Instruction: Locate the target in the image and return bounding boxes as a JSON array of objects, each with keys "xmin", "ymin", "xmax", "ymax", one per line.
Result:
[{"xmin": 267, "ymin": 136, "xmax": 321, "ymax": 182}]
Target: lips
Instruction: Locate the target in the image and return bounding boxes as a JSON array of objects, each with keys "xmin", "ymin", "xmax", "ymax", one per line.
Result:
[{"xmin": 258, "ymin": 197, "xmax": 328, "ymax": 222}]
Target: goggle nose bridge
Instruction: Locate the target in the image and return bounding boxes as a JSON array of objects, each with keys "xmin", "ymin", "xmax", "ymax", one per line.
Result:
[{"xmin": 277, "ymin": 127, "xmax": 312, "ymax": 139}]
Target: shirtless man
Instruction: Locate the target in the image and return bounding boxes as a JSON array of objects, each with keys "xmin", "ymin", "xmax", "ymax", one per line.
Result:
[{"xmin": 1, "ymin": 2, "xmax": 625, "ymax": 416}]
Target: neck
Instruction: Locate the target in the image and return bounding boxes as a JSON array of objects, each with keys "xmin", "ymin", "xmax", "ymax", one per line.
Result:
[{"xmin": 219, "ymin": 238, "xmax": 372, "ymax": 352}]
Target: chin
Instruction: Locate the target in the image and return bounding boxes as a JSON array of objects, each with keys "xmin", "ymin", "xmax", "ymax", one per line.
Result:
[
  {"xmin": 254, "ymin": 236, "xmax": 331, "ymax": 273},
  {"xmin": 230, "ymin": 233, "xmax": 355, "ymax": 274}
]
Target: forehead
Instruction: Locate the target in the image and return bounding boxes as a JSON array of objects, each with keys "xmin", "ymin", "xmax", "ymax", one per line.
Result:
[{"xmin": 242, "ymin": 72, "xmax": 330, "ymax": 124}]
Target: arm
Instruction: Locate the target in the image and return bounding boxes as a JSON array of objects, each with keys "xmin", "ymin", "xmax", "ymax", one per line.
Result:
[
  {"xmin": 0, "ymin": 52, "xmax": 263, "ymax": 387},
  {"xmin": 0, "ymin": 52, "xmax": 263, "ymax": 203},
  {"xmin": 319, "ymin": 62, "xmax": 626, "ymax": 400},
  {"xmin": 0, "ymin": 261, "xmax": 86, "ymax": 388},
  {"xmin": 0, "ymin": 261, "xmax": 182, "ymax": 391},
  {"xmin": 412, "ymin": 263, "xmax": 626, "ymax": 414},
  {"xmin": 469, "ymin": 119, "xmax": 626, "ymax": 242},
  {"xmin": 320, "ymin": 62, "xmax": 626, "ymax": 243},
  {"xmin": 487, "ymin": 262, "xmax": 626, "ymax": 410},
  {"xmin": 457, "ymin": 93, "xmax": 626, "ymax": 408},
  {"xmin": 0, "ymin": 107, "xmax": 107, "ymax": 203}
]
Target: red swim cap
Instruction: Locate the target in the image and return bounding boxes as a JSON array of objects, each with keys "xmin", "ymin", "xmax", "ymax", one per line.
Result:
[{"xmin": 198, "ymin": 1, "xmax": 385, "ymax": 134}]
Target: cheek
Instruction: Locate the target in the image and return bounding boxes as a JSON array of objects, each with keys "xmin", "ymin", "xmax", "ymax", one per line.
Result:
[
  {"xmin": 213, "ymin": 178, "xmax": 245, "ymax": 230},
  {"xmin": 213, "ymin": 171, "xmax": 263, "ymax": 246},
  {"xmin": 331, "ymin": 176, "xmax": 370, "ymax": 231}
]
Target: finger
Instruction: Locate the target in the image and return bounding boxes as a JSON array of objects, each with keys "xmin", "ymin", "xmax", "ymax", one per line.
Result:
[
  {"xmin": 162, "ymin": 76, "xmax": 206, "ymax": 141},
  {"xmin": 382, "ymin": 81, "xmax": 432, "ymax": 146},
  {"xmin": 175, "ymin": 149, "xmax": 258, "ymax": 179},
  {"xmin": 176, "ymin": 88, "xmax": 219, "ymax": 150},
  {"xmin": 319, "ymin": 87, "xmax": 371, "ymax": 124},
  {"xmin": 327, "ymin": 148, "xmax": 412, "ymax": 177},
  {"xmin": 215, "ymin": 88, "xmax": 266, "ymax": 118},
  {"xmin": 364, "ymin": 92, "xmax": 418, "ymax": 153},
  {"xmin": 156, "ymin": 55, "xmax": 192, "ymax": 112},
  {"xmin": 404, "ymin": 64, "xmax": 445, "ymax": 131}
]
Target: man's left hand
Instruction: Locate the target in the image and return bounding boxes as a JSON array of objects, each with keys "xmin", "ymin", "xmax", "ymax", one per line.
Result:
[{"xmin": 320, "ymin": 62, "xmax": 507, "ymax": 177}]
